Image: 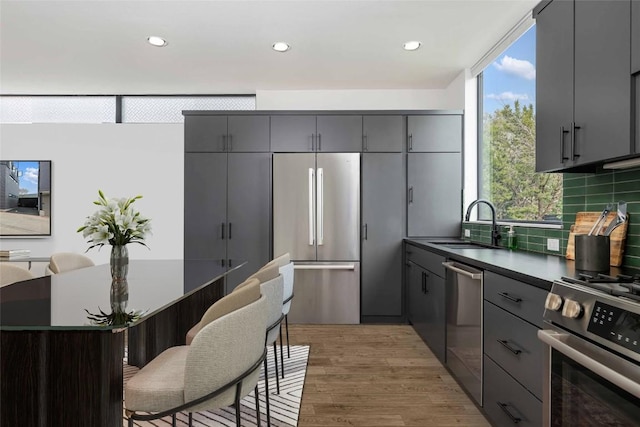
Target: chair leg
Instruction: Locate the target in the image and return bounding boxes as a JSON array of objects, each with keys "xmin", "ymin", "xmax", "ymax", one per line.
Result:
[
  {"xmin": 189, "ymin": 412, "xmax": 193, "ymax": 427},
  {"xmin": 285, "ymin": 314, "xmax": 291, "ymax": 358},
  {"xmin": 234, "ymin": 383, "xmax": 242, "ymax": 426},
  {"xmin": 279, "ymin": 323, "xmax": 285, "ymax": 379},
  {"xmin": 263, "ymin": 358, "xmax": 272, "ymax": 427},
  {"xmin": 172, "ymin": 413, "xmax": 176, "ymax": 427},
  {"xmin": 128, "ymin": 416, "xmax": 134, "ymax": 427},
  {"xmin": 273, "ymin": 342, "xmax": 280, "ymax": 394},
  {"xmin": 255, "ymin": 385, "xmax": 261, "ymax": 427}
]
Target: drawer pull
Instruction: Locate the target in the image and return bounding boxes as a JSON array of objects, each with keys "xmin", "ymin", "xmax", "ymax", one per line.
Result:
[
  {"xmin": 498, "ymin": 292, "xmax": 522, "ymax": 303},
  {"xmin": 498, "ymin": 339, "xmax": 522, "ymax": 355},
  {"xmin": 497, "ymin": 402, "xmax": 522, "ymax": 424}
]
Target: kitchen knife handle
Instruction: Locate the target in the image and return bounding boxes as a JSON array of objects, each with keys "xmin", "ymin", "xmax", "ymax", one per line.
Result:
[{"xmin": 560, "ymin": 126, "xmax": 569, "ymax": 162}]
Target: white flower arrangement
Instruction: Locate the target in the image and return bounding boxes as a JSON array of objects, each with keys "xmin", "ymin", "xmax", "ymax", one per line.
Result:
[{"xmin": 77, "ymin": 190, "xmax": 152, "ymax": 251}]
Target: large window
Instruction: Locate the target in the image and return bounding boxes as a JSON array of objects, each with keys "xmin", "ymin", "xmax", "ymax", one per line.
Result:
[{"xmin": 478, "ymin": 24, "xmax": 562, "ymax": 224}]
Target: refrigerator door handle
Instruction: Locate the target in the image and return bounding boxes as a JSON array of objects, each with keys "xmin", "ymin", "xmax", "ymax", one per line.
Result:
[
  {"xmin": 309, "ymin": 168, "xmax": 315, "ymax": 245},
  {"xmin": 317, "ymin": 167, "xmax": 324, "ymax": 245},
  {"xmin": 294, "ymin": 264, "xmax": 356, "ymax": 271}
]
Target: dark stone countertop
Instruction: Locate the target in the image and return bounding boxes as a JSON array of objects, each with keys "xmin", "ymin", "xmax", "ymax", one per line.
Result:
[{"xmin": 404, "ymin": 238, "xmax": 638, "ymax": 291}]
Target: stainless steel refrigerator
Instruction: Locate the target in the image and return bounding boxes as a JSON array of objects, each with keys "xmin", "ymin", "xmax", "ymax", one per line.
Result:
[{"xmin": 273, "ymin": 153, "xmax": 360, "ymax": 324}]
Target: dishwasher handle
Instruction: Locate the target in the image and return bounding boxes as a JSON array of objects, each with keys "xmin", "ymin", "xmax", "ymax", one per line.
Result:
[{"xmin": 442, "ymin": 261, "xmax": 483, "ymax": 280}]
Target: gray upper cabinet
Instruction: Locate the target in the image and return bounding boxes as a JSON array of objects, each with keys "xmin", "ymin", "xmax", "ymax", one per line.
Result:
[
  {"xmin": 363, "ymin": 115, "xmax": 403, "ymax": 152},
  {"xmin": 316, "ymin": 115, "xmax": 362, "ymax": 152},
  {"xmin": 227, "ymin": 116, "xmax": 270, "ymax": 152},
  {"xmin": 271, "ymin": 115, "xmax": 316, "ymax": 152},
  {"xmin": 185, "ymin": 115, "xmax": 269, "ymax": 152},
  {"xmin": 535, "ymin": 0, "xmax": 574, "ymax": 172},
  {"xmin": 407, "ymin": 115, "xmax": 462, "ymax": 152},
  {"xmin": 407, "ymin": 153, "xmax": 462, "ymax": 237},
  {"xmin": 633, "ymin": 0, "xmax": 640, "ymax": 74},
  {"xmin": 271, "ymin": 114, "xmax": 363, "ymax": 152},
  {"xmin": 362, "ymin": 153, "xmax": 403, "ymax": 317},
  {"xmin": 185, "ymin": 116, "xmax": 227, "ymax": 152},
  {"xmin": 535, "ymin": 0, "xmax": 632, "ymax": 171}
]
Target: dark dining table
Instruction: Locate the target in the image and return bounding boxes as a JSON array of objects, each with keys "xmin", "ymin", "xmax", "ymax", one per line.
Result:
[{"xmin": 0, "ymin": 259, "xmax": 245, "ymax": 427}]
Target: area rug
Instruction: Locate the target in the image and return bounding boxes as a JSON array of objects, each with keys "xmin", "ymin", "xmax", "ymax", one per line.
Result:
[{"xmin": 123, "ymin": 345, "xmax": 309, "ymax": 427}]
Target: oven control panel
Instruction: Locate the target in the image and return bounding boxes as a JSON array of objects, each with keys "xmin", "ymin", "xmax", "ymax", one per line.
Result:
[{"xmin": 587, "ymin": 302, "xmax": 640, "ymax": 355}]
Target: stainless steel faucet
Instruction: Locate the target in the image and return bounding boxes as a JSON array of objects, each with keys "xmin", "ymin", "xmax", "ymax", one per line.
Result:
[{"xmin": 465, "ymin": 199, "xmax": 501, "ymax": 247}]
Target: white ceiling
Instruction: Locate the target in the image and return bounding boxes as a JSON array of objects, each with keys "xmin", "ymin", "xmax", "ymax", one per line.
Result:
[{"xmin": 0, "ymin": 0, "xmax": 537, "ymax": 95}]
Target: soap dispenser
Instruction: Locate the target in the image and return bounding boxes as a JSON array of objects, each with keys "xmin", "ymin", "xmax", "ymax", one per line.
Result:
[{"xmin": 507, "ymin": 226, "xmax": 517, "ymax": 250}]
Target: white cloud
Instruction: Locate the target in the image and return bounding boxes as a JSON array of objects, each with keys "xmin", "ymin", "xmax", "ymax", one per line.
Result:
[
  {"xmin": 22, "ymin": 167, "xmax": 39, "ymax": 186},
  {"xmin": 493, "ymin": 55, "xmax": 536, "ymax": 80},
  {"xmin": 487, "ymin": 92, "xmax": 530, "ymax": 102}
]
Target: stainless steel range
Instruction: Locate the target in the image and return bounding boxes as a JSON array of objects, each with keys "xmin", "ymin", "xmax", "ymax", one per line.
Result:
[{"xmin": 538, "ymin": 274, "xmax": 640, "ymax": 426}]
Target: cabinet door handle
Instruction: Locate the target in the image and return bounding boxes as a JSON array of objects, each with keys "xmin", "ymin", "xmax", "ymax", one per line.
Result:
[
  {"xmin": 318, "ymin": 133, "xmax": 322, "ymax": 151},
  {"xmin": 363, "ymin": 134, "xmax": 368, "ymax": 151},
  {"xmin": 498, "ymin": 292, "xmax": 522, "ymax": 303},
  {"xmin": 497, "ymin": 339, "xmax": 522, "ymax": 355},
  {"xmin": 571, "ymin": 123, "xmax": 581, "ymax": 159},
  {"xmin": 363, "ymin": 224, "xmax": 368, "ymax": 240},
  {"xmin": 221, "ymin": 258, "xmax": 226, "ymax": 267},
  {"xmin": 408, "ymin": 134, "xmax": 413, "ymax": 151},
  {"xmin": 497, "ymin": 402, "xmax": 522, "ymax": 424},
  {"xmin": 560, "ymin": 126, "xmax": 569, "ymax": 162},
  {"xmin": 228, "ymin": 259, "xmax": 233, "ymax": 268},
  {"xmin": 222, "ymin": 134, "xmax": 227, "ymax": 152},
  {"xmin": 311, "ymin": 134, "xmax": 315, "ymax": 151},
  {"xmin": 228, "ymin": 222, "xmax": 232, "ymax": 239},
  {"xmin": 408, "ymin": 187, "xmax": 414, "ymax": 203},
  {"xmin": 221, "ymin": 222, "xmax": 225, "ymax": 240}
]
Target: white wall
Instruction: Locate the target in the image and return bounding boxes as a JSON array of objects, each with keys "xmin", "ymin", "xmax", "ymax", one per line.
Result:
[
  {"xmin": 256, "ymin": 85, "xmax": 465, "ymax": 110},
  {"xmin": 0, "ymin": 123, "xmax": 184, "ymax": 272}
]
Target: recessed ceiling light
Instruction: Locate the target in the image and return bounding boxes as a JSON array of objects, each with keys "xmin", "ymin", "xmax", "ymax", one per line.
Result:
[
  {"xmin": 147, "ymin": 36, "xmax": 168, "ymax": 47},
  {"xmin": 272, "ymin": 42, "xmax": 290, "ymax": 52},
  {"xmin": 403, "ymin": 41, "xmax": 421, "ymax": 51}
]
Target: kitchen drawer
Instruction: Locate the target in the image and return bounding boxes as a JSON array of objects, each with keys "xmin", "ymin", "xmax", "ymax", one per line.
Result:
[
  {"xmin": 484, "ymin": 271, "xmax": 547, "ymax": 327},
  {"xmin": 483, "ymin": 356, "xmax": 542, "ymax": 427},
  {"xmin": 405, "ymin": 244, "xmax": 446, "ymax": 278},
  {"xmin": 484, "ymin": 301, "xmax": 543, "ymax": 400}
]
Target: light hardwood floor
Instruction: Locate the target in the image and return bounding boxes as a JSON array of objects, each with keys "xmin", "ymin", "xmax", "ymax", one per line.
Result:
[{"xmin": 287, "ymin": 324, "xmax": 490, "ymax": 427}]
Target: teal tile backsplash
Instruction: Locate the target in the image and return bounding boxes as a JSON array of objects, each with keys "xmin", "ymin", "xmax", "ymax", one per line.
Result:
[{"xmin": 462, "ymin": 166, "xmax": 640, "ymax": 269}]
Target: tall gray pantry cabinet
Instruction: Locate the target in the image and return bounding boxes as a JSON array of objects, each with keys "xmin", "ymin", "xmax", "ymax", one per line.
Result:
[{"xmin": 184, "ymin": 114, "xmax": 271, "ymax": 293}]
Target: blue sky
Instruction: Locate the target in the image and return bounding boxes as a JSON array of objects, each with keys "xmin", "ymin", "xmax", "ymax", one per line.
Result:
[
  {"xmin": 16, "ymin": 161, "xmax": 39, "ymax": 194},
  {"xmin": 483, "ymin": 25, "xmax": 536, "ymax": 114}
]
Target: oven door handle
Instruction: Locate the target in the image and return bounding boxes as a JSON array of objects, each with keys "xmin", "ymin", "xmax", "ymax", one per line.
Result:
[{"xmin": 538, "ymin": 329, "xmax": 640, "ymax": 398}]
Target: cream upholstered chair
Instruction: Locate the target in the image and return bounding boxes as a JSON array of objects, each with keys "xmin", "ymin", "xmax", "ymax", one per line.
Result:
[
  {"xmin": 48, "ymin": 252, "xmax": 94, "ymax": 274},
  {"xmin": 261, "ymin": 253, "xmax": 294, "ymax": 361},
  {"xmin": 125, "ymin": 292, "xmax": 268, "ymax": 427},
  {"xmin": 185, "ymin": 278, "xmax": 260, "ymax": 345},
  {"xmin": 246, "ymin": 264, "xmax": 284, "ymax": 396},
  {"xmin": 0, "ymin": 264, "xmax": 35, "ymax": 287}
]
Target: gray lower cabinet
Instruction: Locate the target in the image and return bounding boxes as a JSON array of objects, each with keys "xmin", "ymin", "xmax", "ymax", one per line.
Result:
[
  {"xmin": 405, "ymin": 244, "xmax": 446, "ymax": 363},
  {"xmin": 483, "ymin": 356, "xmax": 542, "ymax": 427},
  {"xmin": 535, "ymin": 0, "xmax": 632, "ymax": 171},
  {"xmin": 271, "ymin": 114, "xmax": 362, "ymax": 152},
  {"xmin": 482, "ymin": 271, "xmax": 546, "ymax": 426},
  {"xmin": 633, "ymin": 0, "xmax": 640, "ymax": 74},
  {"xmin": 407, "ymin": 153, "xmax": 462, "ymax": 237},
  {"xmin": 184, "ymin": 153, "xmax": 271, "ymax": 293},
  {"xmin": 362, "ymin": 153, "xmax": 404, "ymax": 318},
  {"xmin": 185, "ymin": 115, "xmax": 269, "ymax": 152},
  {"xmin": 362, "ymin": 115, "xmax": 403, "ymax": 152},
  {"xmin": 407, "ymin": 115, "xmax": 462, "ymax": 152}
]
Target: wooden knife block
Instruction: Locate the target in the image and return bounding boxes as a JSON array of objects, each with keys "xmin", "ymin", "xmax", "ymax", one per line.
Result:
[{"xmin": 566, "ymin": 211, "xmax": 629, "ymax": 267}]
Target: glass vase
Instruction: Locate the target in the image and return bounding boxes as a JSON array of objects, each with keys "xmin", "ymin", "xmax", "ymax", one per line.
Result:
[{"xmin": 110, "ymin": 245, "xmax": 129, "ymax": 283}]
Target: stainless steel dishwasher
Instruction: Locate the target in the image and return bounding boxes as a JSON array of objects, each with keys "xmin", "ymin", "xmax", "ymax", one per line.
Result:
[{"xmin": 443, "ymin": 261, "xmax": 483, "ymax": 405}]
